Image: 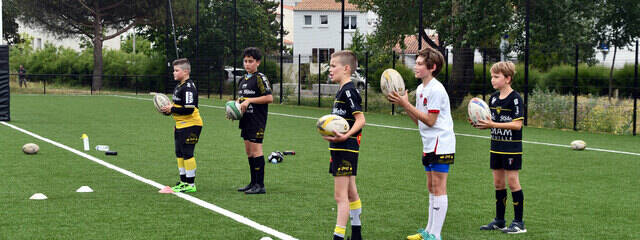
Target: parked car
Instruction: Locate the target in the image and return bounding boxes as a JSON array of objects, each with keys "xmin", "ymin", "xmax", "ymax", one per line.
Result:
[
  {"xmin": 223, "ymin": 66, "xmax": 246, "ymax": 83},
  {"xmin": 351, "ymin": 68, "xmax": 367, "ymax": 90}
]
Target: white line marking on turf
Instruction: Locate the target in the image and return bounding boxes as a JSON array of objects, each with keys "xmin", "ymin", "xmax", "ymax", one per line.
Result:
[
  {"xmin": 0, "ymin": 121, "xmax": 297, "ymax": 240},
  {"xmin": 112, "ymin": 94, "xmax": 640, "ymax": 157}
]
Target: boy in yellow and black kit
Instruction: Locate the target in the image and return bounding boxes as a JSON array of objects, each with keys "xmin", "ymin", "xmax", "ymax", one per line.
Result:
[
  {"xmin": 323, "ymin": 50, "xmax": 364, "ymax": 240},
  {"xmin": 161, "ymin": 58, "xmax": 203, "ymax": 193}
]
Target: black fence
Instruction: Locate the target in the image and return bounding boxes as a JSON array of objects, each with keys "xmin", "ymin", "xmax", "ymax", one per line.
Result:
[{"xmin": 10, "ymin": 42, "xmax": 639, "ymax": 136}]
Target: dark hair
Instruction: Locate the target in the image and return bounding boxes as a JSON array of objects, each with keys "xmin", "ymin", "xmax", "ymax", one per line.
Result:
[
  {"xmin": 417, "ymin": 48, "xmax": 444, "ymax": 76},
  {"xmin": 242, "ymin": 47, "xmax": 262, "ymax": 61}
]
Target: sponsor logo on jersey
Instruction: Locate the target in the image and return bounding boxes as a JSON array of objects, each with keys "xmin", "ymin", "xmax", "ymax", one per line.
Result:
[{"xmin": 332, "ymin": 107, "xmax": 347, "ymax": 116}]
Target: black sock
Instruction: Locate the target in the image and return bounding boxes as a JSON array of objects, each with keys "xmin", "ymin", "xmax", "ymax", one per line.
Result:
[
  {"xmin": 180, "ymin": 174, "xmax": 187, "ymax": 183},
  {"xmin": 512, "ymin": 190, "xmax": 524, "ymax": 222},
  {"xmin": 351, "ymin": 226, "xmax": 362, "ymax": 240},
  {"xmin": 496, "ymin": 189, "xmax": 507, "ymax": 221},
  {"xmin": 186, "ymin": 176, "xmax": 195, "ymax": 184},
  {"xmin": 248, "ymin": 157, "xmax": 256, "ymax": 185},
  {"xmin": 333, "ymin": 235, "xmax": 344, "ymax": 240},
  {"xmin": 255, "ymin": 156, "xmax": 265, "ymax": 187}
]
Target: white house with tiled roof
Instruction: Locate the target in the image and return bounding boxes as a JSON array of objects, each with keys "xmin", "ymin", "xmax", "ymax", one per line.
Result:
[{"xmin": 292, "ymin": 0, "xmax": 377, "ymax": 62}]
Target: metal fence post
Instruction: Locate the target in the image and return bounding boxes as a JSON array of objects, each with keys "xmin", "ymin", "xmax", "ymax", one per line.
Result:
[
  {"xmin": 392, "ymin": 50, "xmax": 396, "ymax": 115},
  {"xmin": 573, "ymin": 45, "xmax": 579, "ymax": 131},
  {"xmin": 318, "ymin": 54, "xmax": 321, "ymax": 108},
  {"xmin": 43, "ymin": 76, "xmax": 46, "ymax": 95},
  {"xmin": 298, "ymin": 54, "xmax": 301, "ymax": 105},
  {"xmin": 135, "ymin": 76, "xmax": 138, "ymax": 95},
  {"xmin": 365, "ymin": 51, "xmax": 369, "ymax": 112},
  {"xmin": 482, "ymin": 48, "xmax": 487, "ymax": 101},
  {"xmin": 634, "ymin": 40, "xmax": 638, "ymax": 136}
]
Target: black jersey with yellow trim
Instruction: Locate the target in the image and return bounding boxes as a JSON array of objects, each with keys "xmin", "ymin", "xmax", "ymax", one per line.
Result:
[
  {"xmin": 238, "ymin": 72, "xmax": 272, "ymax": 129},
  {"xmin": 171, "ymin": 79, "xmax": 203, "ymax": 129},
  {"xmin": 330, "ymin": 81, "xmax": 363, "ymax": 152},
  {"xmin": 489, "ymin": 91, "xmax": 523, "ymax": 153}
]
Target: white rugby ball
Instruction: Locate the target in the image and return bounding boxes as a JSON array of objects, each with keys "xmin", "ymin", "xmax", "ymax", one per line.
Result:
[
  {"xmin": 225, "ymin": 100, "xmax": 243, "ymax": 120},
  {"xmin": 468, "ymin": 97, "xmax": 491, "ymax": 125},
  {"xmin": 23, "ymin": 143, "xmax": 39, "ymax": 154},
  {"xmin": 380, "ymin": 68, "xmax": 405, "ymax": 96},
  {"xmin": 570, "ymin": 140, "xmax": 586, "ymax": 150},
  {"xmin": 153, "ymin": 93, "xmax": 172, "ymax": 115},
  {"xmin": 317, "ymin": 114, "xmax": 350, "ymax": 136}
]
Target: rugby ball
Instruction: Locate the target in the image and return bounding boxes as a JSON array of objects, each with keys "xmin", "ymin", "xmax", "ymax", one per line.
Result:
[
  {"xmin": 225, "ymin": 100, "xmax": 243, "ymax": 120},
  {"xmin": 23, "ymin": 143, "xmax": 39, "ymax": 154},
  {"xmin": 317, "ymin": 114, "xmax": 350, "ymax": 136},
  {"xmin": 468, "ymin": 97, "xmax": 491, "ymax": 125},
  {"xmin": 153, "ymin": 93, "xmax": 172, "ymax": 115},
  {"xmin": 570, "ymin": 140, "xmax": 586, "ymax": 150},
  {"xmin": 380, "ymin": 68, "xmax": 405, "ymax": 96}
]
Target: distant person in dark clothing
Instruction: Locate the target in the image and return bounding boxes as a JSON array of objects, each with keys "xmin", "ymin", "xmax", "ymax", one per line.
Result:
[{"xmin": 18, "ymin": 65, "xmax": 27, "ymax": 88}]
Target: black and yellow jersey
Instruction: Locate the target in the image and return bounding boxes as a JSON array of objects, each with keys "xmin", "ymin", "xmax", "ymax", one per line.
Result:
[
  {"xmin": 171, "ymin": 79, "xmax": 203, "ymax": 129},
  {"xmin": 330, "ymin": 81, "xmax": 363, "ymax": 153},
  {"xmin": 238, "ymin": 72, "xmax": 271, "ymax": 129},
  {"xmin": 489, "ymin": 91, "xmax": 524, "ymax": 154}
]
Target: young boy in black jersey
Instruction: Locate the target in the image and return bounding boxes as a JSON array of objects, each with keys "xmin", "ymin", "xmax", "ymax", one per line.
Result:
[
  {"xmin": 323, "ymin": 50, "xmax": 364, "ymax": 240},
  {"xmin": 473, "ymin": 61, "xmax": 526, "ymax": 234},
  {"xmin": 160, "ymin": 58, "xmax": 203, "ymax": 193},
  {"xmin": 236, "ymin": 47, "xmax": 273, "ymax": 194}
]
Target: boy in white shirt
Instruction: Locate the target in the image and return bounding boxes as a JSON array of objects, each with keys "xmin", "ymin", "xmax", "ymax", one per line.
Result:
[{"xmin": 387, "ymin": 48, "xmax": 455, "ymax": 240}]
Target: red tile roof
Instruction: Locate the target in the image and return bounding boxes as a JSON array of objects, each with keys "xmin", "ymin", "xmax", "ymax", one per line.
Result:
[
  {"xmin": 393, "ymin": 34, "xmax": 440, "ymax": 54},
  {"xmin": 293, "ymin": 0, "xmax": 362, "ymax": 11}
]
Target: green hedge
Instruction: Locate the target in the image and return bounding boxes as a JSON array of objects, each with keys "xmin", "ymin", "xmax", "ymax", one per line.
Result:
[{"xmin": 10, "ymin": 42, "xmax": 166, "ymax": 89}]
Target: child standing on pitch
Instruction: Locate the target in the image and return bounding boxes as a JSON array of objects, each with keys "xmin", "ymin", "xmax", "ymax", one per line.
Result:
[
  {"xmin": 160, "ymin": 58, "xmax": 203, "ymax": 193},
  {"xmin": 387, "ymin": 48, "xmax": 455, "ymax": 240},
  {"xmin": 323, "ymin": 50, "xmax": 365, "ymax": 240},
  {"xmin": 473, "ymin": 61, "xmax": 526, "ymax": 234},
  {"xmin": 236, "ymin": 47, "xmax": 273, "ymax": 194}
]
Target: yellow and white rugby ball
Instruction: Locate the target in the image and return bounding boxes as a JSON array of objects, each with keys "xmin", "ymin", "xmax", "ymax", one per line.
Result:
[
  {"xmin": 380, "ymin": 68, "xmax": 405, "ymax": 96},
  {"xmin": 152, "ymin": 93, "xmax": 172, "ymax": 115},
  {"xmin": 316, "ymin": 114, "xmax": 350, "ymax": 136}
]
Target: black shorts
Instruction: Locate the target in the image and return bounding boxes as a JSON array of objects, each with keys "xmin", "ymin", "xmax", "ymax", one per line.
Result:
[
  {"xmin": 241, "ymin": 127, "xmax": 265, "ymax": 144},
  {"xmin": 490, "ymin": 152, "xmax": 522, "ymax": 170},
  {"xmin": 174, "ymin": 126, "xmax": 202, "ymax": 158},
  {"xmin": 422, "ymin": 152, "xmax": 455, "ymax": 166},
  {"xmin": 329, "ymin": 150, "xmax": 358, "ymax": 176}
]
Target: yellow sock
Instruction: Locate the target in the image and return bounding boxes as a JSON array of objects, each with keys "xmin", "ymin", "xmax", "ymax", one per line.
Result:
[
  {"xmin": 177, "ymin": 157, "xmax": 185, "ymax": 169},
  {"xmin": 333, "ymin": 225, "xmax": 346, "ymax": 237}
]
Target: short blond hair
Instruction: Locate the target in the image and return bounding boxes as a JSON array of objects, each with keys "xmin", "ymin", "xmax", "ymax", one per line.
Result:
[
  {"xmin": 331, "ymin": 50, "xmax": 358, "ymax": 74},
  {"xmin": 172, "ymin": 58, "xmax": 191, "ymax": 72},
  {"xmin": 490, "ymin": 61, "xmax": 516, "ymax": 83}
]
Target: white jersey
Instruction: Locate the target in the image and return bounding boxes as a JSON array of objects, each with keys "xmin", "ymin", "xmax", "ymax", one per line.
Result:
[{"xmin": 415, "ymin": 78, "xmax": 456, "ymax": 155}]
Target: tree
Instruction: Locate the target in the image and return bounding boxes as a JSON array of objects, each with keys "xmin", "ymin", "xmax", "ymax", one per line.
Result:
[
  {"xmin": 509, "ymin": 0, "xmax": 599, "ymax": 70},
  {"xmin": 593, "ymin": 0, "xmax": 640, "ymax": 100},
  {"xmin": 140, "ymin": 0, "xmax": 280, "ymax": 84},
  {"xmin": 17, "ymin": 0, "xmax": 164, "ymax": 90},
  {"xmin": 2, "ymin": 0, "xmax": 21, "ymax": 44},
  {"xmin": 350, "ymin": 0, "xmax": 513, "ymax": 107}
]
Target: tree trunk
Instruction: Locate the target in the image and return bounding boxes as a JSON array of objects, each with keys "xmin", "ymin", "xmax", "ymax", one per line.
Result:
[
  {"xmin": 447, "ymin": 0, "xmax": 473, "ymax": 108},
  {"xmin": 92, "ymin": 37, "xmax": 103, "ymax": 91},
  {"xmin": 450, "ymin": 48, "xmax": 474, "ymax": 108},
  {"xmin": 608, "ymin": 46, "xmax": 617, "ymax": 101}
]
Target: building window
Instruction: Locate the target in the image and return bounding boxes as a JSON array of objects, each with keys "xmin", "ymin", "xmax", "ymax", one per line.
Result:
[
  {"xmin": 312, "ymin": 48, "xmax": 335, "ymax": 63},
  {"xmin": 36, "ymin": 38, "xmax": 42, "ymax": 50},
  {"xmin": 320, "ymin": 15, "xmax": 328, "ymax": 25},
  {"xmin": 343, "ymin": 16, "xmax": 357, "ymax": 30},
  {"xmin": 304, "ymin": 15, "xmax": 312, "ymax": 26}
]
